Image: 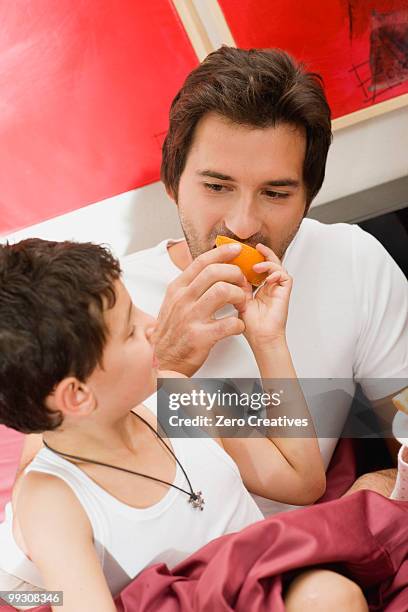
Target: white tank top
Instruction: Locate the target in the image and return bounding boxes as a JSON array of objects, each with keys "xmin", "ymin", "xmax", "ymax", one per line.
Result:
[{"xmin": 0, "ymin": 435, "xmax": 262, "ymax": 595}]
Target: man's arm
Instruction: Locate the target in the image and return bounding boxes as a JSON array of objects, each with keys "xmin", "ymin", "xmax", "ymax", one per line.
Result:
[
  {"xmin": 351, "ymin": 226, "xmax": 407, "ymax": 469},
  {"xmin": 343, "ymin": 468, "xmax": 397, "ymax": 497},
  {"xmin": 17, "ymin": 471, "xmax": 116, "ymax": 612}
]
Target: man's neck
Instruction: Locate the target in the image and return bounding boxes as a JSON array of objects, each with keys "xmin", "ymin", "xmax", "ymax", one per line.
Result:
[{"xmin": 167, "ymin": 240, "xmax": 192, "ymax": 271}]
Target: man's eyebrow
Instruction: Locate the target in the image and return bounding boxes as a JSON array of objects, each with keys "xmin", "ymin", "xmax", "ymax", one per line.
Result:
[
  {"xmin": 197, "ymin": 170, "xmax": 299, "ymax": 188},
  {"xmin": 197, "ymin": 170, "xmax": 234, "ymax": 181},
  {"xmin": 264, "ymin": 179, "xmax": 300, "ymax": 188}
]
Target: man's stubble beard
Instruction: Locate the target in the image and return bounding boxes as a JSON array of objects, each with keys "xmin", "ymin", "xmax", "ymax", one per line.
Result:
[{"xmin": 178, "ymin": 205, "xmax": 303, "ymax": 262}]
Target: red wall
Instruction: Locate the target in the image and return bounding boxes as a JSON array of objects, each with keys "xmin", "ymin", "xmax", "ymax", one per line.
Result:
[{"xmin": 0, "ymin": 1, "xmax": 198, "ymax": 234}]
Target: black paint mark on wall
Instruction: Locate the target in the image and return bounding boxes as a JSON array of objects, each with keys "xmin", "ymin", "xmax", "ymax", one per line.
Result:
[
  {"xmin": 348, "ymin": 1, "xmax": 354, "ymax": 41},
  {"xmin": 348, "ymin": 6, "xmax": 408, "ymax": 104},
  {"xmin": 369, "ymin": 9, "xmax": 408, "ymax": 96}
]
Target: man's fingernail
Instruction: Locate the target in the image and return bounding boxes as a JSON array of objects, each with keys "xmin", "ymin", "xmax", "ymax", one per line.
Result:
[{"xmin": 227, "ymin": 244, "xmax": 242, "ymax": 252}]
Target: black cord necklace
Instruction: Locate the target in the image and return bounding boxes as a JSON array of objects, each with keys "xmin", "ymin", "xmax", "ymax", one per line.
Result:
[{"xmin": 42, "ymin": 412, "xmax": 205, "ymax": 511}]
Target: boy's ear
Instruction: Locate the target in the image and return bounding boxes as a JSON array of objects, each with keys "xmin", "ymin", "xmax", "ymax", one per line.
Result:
[{"xmin": 50, "ymin": 377, "xmax": 96, "ymax": 417}]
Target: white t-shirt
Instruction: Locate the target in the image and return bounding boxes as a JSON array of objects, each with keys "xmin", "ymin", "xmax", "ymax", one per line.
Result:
[{"xmin": 122, "ymin": 219, "xmax": 408, "ymax": 515}]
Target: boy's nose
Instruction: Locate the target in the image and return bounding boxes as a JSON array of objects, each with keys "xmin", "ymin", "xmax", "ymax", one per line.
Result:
[{"xmin": 145, "ymin": 323, "xmax": 157, "ymax": 343}]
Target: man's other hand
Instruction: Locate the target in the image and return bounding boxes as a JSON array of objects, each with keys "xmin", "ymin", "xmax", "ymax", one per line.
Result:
[{"xmin": 343, "ymin": 468, "xmax": 397, "ymax": 497}]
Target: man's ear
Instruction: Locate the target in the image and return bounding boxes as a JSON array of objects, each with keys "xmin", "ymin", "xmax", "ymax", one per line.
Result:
[{"xmin": 49, "ymin": 377, "xmax": 96, "ymax": 418}]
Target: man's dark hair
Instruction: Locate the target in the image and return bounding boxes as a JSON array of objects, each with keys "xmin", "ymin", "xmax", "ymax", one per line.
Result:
[
  {"xmin": 161, "ymin": 46, "xmax": 332, "ymax": 209},
  {"xmin": 0, "ymin": 239, "xmax": 121, "ymax": 433}
]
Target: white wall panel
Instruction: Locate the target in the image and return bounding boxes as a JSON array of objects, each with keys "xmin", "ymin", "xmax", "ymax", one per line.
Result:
[{"xmin": 1, "ymin": 181, "xmax": 183, "ymax": 258}]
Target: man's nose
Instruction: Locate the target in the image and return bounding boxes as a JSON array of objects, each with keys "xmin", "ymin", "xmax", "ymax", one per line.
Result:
[{"xmin": 224, "ymin": 194, "xmax": 262, "ymax": 240}]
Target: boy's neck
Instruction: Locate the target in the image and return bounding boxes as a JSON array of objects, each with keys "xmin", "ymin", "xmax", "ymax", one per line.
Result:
[{"xmin": 42, "ymin": 410, "xmax": 143, "ymax": 462}]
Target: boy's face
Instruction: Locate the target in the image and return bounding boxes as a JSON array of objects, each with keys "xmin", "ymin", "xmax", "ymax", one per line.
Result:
[
  {"xmin": 88, "ymin": 280, "xmax": 157, "ymax": 414},
  {"xmin": 174, "ymin": 112, "xmax": 307, "ymax": 260}
]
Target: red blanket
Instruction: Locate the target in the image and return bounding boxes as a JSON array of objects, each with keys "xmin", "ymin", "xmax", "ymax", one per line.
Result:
[
  {"xmin": 2, "ymin": 440, "xmax": 406, "ymax": 611},
  {"xmin": 113, "ymin": 492, "xmax": 408, "ymax": 612}
]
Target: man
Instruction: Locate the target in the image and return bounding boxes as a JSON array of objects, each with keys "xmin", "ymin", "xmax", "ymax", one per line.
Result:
[
  {"xmin": 122, "ymin": 46, "xmax": 407, "ymax": 514},
  {"xmin": 17, "ymin": 46, "xmax": 407, "ymax": 514}
]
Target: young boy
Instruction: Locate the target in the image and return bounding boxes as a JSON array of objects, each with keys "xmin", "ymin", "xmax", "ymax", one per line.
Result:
[{"xmin": 0, "ymin": 238, "xmax": 328, "ymax": 611}]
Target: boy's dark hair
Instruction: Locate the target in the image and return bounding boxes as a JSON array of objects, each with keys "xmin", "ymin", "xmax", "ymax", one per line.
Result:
[
  {"xmin": 161, "ymin": 46, "xmax": 332, "ymax": 209},
  {"xmin": 0, "ymin": 239, "xmax": 121, "ymax": 433}
]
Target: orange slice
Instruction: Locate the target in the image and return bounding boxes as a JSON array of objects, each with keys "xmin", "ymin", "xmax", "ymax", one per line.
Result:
[
  {"xmin": 215, "ymin": 235, "xmax": 268, "ymax": 287},
  {"xmin": 392, "ymin": 388, "xmax": 408, "ymax": 415}
]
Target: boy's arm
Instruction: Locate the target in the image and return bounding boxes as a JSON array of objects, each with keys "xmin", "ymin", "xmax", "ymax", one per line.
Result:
[
  {"xmin": 220, "ymin": 245, "xmax": 325, "ymax": 505},
  {"xmin": 16, "ymin": 472, "xmax": 116, "ymax": 612},
  {"xmin": 221, "ymin": 339, "xmax": 326, "ymax": 505}
]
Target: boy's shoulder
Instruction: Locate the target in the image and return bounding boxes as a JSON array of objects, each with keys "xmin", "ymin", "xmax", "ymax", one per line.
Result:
[
  {"xmin": 15, "ymin": 470, "xmax": 92, "ymax": 559},
  {"xmin": 16, "ymin": 469, "xmax": 90, "ymax": 518}
]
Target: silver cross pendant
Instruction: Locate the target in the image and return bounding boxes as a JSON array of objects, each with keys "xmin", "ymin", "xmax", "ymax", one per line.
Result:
[{"xmin": 189, "ymin": 491, "xmax": 205, "ymax": 511}]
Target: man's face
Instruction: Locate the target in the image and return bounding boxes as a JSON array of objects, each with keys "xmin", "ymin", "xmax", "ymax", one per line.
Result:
[{"xmin": 175, "ymin": 112, "xmax": 307, "ymax": 260}]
